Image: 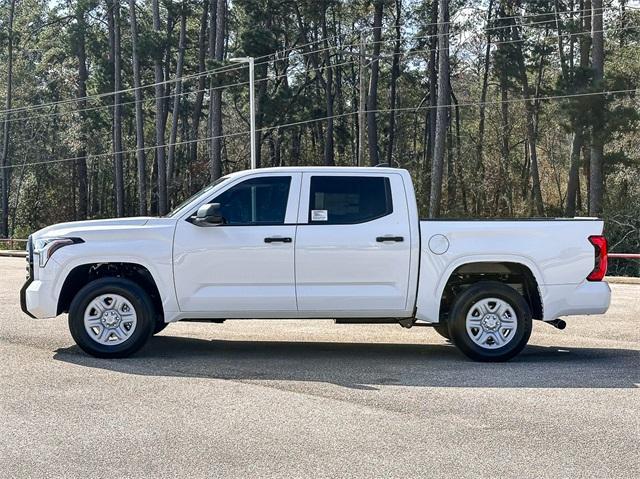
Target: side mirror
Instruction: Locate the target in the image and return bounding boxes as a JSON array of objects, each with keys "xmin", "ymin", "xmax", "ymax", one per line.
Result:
[{"xmin": 194, "ymin": 203, "xmax": 224, "ymax": 226}]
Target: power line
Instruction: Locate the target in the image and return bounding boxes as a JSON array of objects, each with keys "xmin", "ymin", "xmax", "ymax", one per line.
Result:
[
  {"xmin": 0, "ymin": 61, "xmax": 250, "ymax": 118},
  {"xmin": 0, "ymin": 5, "xmax": 630, "ymax": 119},
  {"xmin": 256, "ymin": 3, "xmax": 613, "ymax": 63},
  {"xmin": 2, "ymin": 56, "xmax": 368, "ymax": 124},
  {"xmin": 0, "ymin": 87, "xmax": 635, "ymax": 171},
  {"xmin": 327, "ymin": 24, "xmax": 636, "ymax": 62},
  {"xmin": 258, "ymin": 88, "xmax": 639, "ymax": 136},
  {"xmin": 2, "ymin": 23, "xmax": 635, "ymax": 124}
]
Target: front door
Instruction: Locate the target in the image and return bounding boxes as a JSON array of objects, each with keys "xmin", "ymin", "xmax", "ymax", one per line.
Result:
[
  {"xmin": 294, "ymin": 172, "xmax": 412, "ymax": 315},
  {"xmin": 173, "ymin": 173, "xmax": 301, "ymax": 315}
]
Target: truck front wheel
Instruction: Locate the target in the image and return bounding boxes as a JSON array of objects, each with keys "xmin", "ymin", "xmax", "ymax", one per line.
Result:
[
  {"xmin": 68, "ymin": 278, "xmax": 155, "ymax": 358},
  {"xmin": 448, "ymin": 281, "xmax": 532, "ymax": 362}
]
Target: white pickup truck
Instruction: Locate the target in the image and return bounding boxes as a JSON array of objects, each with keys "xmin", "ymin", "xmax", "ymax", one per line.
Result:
[{"xmin": 20, "ymin": 167, "xmax": 611, "ymax": 361}]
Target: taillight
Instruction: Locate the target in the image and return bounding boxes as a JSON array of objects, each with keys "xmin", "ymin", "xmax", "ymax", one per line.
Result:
[{"xmin": 587, "ymin": 235, "xmax": 608, "ymax": 281}]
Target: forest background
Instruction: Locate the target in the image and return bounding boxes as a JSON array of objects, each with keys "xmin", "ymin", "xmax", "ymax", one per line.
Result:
[{"xmin": 0, "ymin": 0, "xmax": 638, "ymax": 275}]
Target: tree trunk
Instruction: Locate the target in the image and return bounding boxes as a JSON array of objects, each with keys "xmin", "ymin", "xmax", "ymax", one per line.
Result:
[
  {"xmin": 426, "ymin": 0, "xmax": 438, "ymax": 167},
  {"xmin": 428, "ymin": 0, "xmax": 450, "ymax": 218},
  {"xmin": 447, "ymin": 89, "xmax": 460, "ymax": 213},
  {"xmin": 334, "ymin": 11, "xmax": 346, "ymax": 159},
  {"xmin": 357, "ymin": 33, "xmax": 367, "ymax": 166},
  {"xmin": 129, "ymin": 0, "xmax": 146, "ymax": 216},
  {"xmin": 254, "ymin": 64, "xmax": 268, "ymax": 169},
  {"xmin": 386, "ymin": 0, "xmax": 402, "ymax": 166},
  {"xmin": 554, "ymin": 0, "xmax": 569, "ymax": 77},
  {"xmin": 108, "ymin": 0, "xmax": 125, "ymax": 217},
  {"xmin": 367, "ymin": 0, "xmax": 383, "ymax": 166},
  {"xmin": 152, "ymin": 0, "xmax": 167, "ymax": 215},
  {"xmin": 322, "ymin": 8, "xmax": 334, "ymax": 166},
  {"xmin": 495, "ymin": 6, "xmax": 512, "ymax": 213},
  {"xmin": 524, "ymin": 106, "xmax": 544, "ymax": 215},
  {"xmin": 565, "ymin": 0, "xmax": 591, "ymax": 216},
  {"xmin": 0, "ymin": 0, "xmax": 16, "ymax": 237},
  {"xmin": 273, "ymin": 128, "xmax": 281, "ymax": 166},
  {"xmin": 168, "ymin": 7, "xmax": 187, "ymax": 196},
  {"xmin": 580, "ymin": 0, "xmax": 591, "ymax": 212},
  {"xmin": 162, "ymin": 12, "xmax": 174, "ymax": 132},
  {"xmin": 210, "ymin": 0, "xmax": 225, "ymax": 179},
  {"xmin": 589, "ymin": 0, "xmax": 604, "ymax": 216},
  {"xmin": 74, "ymin": 3, "xmax": 89, "ymax": 219},
  {"xmin": 291, "ymin": 127, "xmax": 301, "ymax": 166},
  {"xmin": 565, "ymin": 129, "xmax": 583, "ymax": 216},
  {"xmin": 207, "ymin": 0, "xmax": 216, "ymax": 173},
  {"xmin": 446, "ymin": 113, "xmax": 455, "ymax": 212},
  {"xmin": 190, "ymin": 0, "xmax": 210, "ymax": 166},
  {"xmin": 475, "ymin": 0, "xmax": 493, "ymax": 213},
  {"xmin": 512, "ymin": 14, "xmax": 544, "ymax": 216},
  {"xmin": 620, "ymin": 0, "xmax": 626, "ymax": 48}
]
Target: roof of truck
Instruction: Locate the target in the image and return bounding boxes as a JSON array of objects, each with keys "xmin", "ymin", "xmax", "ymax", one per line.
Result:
[{"xmin": 227, "ymin": 166, "xmax": 409, "ymax": 176}]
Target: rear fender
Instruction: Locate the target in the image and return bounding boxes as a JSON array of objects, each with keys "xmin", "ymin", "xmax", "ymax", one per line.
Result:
[{"xmin": 415, "ymin": 254, "xmax": 545, "ymax": 323}]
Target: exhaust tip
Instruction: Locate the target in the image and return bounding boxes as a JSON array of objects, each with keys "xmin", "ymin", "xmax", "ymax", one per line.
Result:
[{"xmin": 547, "ymin": 319, "xmax": 567, "ymax": 330}]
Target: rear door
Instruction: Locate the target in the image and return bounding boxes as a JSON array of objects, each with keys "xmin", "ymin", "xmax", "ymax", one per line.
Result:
[{"xmin": 294, "ymin": 172, "xmax": 412, "ymax": 315}]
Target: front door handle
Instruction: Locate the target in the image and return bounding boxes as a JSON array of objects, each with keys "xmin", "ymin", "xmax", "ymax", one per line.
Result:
[
  {"xmin": 264, "ymin": 236, "xmax": 292, "ymax": 244},
  {"xmin": 376, "ymin": 236, "xmax": 404, "ymax": 243}
]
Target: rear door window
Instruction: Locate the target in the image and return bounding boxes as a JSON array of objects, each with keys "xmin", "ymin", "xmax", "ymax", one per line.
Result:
[{"xmin": 308, "ymin": 176, "xmax": 393, "ymax": 224}]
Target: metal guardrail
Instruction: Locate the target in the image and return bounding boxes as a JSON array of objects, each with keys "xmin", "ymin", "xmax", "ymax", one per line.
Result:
[
  {"xmin": 0, "ymin": 238, "xmax": 28, "ymax": 250},
  {"xmin": 609, "ymin": 253, "xmax": 640, "ymax": 259}
]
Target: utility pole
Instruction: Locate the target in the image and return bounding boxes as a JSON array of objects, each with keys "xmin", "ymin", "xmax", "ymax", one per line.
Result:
[
  {"xmin": 231, "ymin": 57, "xmax": 256, "ymax": 169},
  {"xmin": 249, "ymin": 57, "xmax": 256, "ymax": 170},
  {"xmin": 358, "ymin": 33, "xmax": 367, "ymax": 167}
]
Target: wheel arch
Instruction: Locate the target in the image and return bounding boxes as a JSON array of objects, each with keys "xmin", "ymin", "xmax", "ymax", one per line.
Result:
[
  {"xmin": 436, "ymin": 258, "xmax": 543, "ymax": 323},
  {"xmin": 57, "ymin": 262, "xmax": 164, "ymax": 321}
]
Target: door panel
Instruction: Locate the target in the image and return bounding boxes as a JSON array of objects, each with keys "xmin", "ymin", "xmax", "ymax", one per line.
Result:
[
  {"xmin": 174, "ymin": 225, "xmax": 297, "ymax": 312},
  {"xmin": 295, "ymin": 173, "xmax": 412, "ymax": 314},
  {"xmin": 173, "ymin": 173, "xmax": 300, "ymax": 314}
]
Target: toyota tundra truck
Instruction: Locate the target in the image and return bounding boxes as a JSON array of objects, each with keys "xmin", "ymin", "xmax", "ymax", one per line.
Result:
[{"xmin": 20, "ymin": 167, "xmax": 611, "ymax": 361}]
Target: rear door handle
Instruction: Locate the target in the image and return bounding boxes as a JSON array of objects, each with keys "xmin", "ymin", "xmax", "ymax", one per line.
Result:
[
  {"xmin": 376, "ymin": 236, "xmax": 404, "ymax": 243},
  {"xmin": 264, "ymin": 236, "xmax": 292, "ymax": 243}
]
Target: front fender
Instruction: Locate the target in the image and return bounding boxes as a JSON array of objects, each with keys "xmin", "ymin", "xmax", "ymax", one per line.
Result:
[{"xmin": 50, "ymin": 238, "xmax": 179, "ymax": 316}]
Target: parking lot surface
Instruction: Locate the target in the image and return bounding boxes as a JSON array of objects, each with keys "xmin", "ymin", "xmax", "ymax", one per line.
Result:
[{"xmin": 1, "ymin": 257, "xmax": 638, "ymax": 478}]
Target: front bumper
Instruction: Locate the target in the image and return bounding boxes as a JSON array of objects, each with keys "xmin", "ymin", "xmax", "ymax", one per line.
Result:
[
  {"xmin": 20, "ymin": 235, "xmax": 58, "ymax": 319},
  {"xmin": 21, "ymin": 279, "xmax": 59, "ymax": 318},
  {"xmin": 20, "ymin": 236, "xmax": 36, "ymax": 318},
  {"xmin": 20, "ymin": 277, "xmax": 36, "ymax": 318}
]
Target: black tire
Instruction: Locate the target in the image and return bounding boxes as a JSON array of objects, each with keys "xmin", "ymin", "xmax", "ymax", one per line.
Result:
[
  {"xmin": 433, "ymin": 323, "xmax": 451, "ymax": 340},
  {"xmin": 448, "ymin": 281, "xmax": 532, "ymax": 362},
  {"xmin": 68, "ymin": 277, "xmax": 155, "ymax": 358},
  {"xmin": 153, "ymin": 321, "xmax": 169, "ymax": 335}
]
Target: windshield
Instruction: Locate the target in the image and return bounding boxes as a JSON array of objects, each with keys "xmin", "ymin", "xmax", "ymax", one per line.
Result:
[{"xmin": 165, "ymin": 176, "xmax": 230, "ymax": 218}]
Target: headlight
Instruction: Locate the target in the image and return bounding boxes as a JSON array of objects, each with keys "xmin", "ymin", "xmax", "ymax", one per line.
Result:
[{"xmin": 33, "ymin": 237, "xmax": 83, "ymax": 268}]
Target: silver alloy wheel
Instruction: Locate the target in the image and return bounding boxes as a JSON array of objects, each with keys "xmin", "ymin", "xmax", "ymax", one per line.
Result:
[
  {"xmin": 465, "ymin": 297, "xmax": 518, "ymax": 350},
  {"xmin": 83, "ymin": 293, "xmax": 137, "ymax": 346}
]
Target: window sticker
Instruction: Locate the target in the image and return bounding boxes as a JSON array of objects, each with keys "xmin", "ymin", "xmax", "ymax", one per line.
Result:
[{"xmin": 311, "ymin": 209, "xmax": 328, "ymax": 221}]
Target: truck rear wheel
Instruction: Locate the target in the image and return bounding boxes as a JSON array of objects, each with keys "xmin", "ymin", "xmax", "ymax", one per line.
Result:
[
  {"xmin": 448, "ymin": 281, "xmax": 532, "ymax": 362},
  {"xmin": 68, "ymin": 278, "xmax": 155, "ymax": 358}
]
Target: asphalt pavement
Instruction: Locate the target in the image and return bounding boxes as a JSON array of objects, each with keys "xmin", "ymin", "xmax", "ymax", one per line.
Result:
[{"xmin": 1, "ymin": 257, "xmax": 638, "ymax": 478}]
